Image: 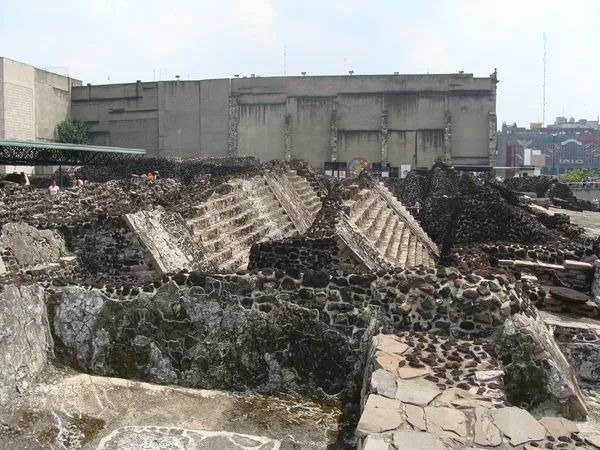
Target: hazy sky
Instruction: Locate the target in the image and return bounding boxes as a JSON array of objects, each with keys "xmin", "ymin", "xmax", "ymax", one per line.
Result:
[{"xmin": 2, "ymin": 0, "xmax": 599, "ymax": 127}]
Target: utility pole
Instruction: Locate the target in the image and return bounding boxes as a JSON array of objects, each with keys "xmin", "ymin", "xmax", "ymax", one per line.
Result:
[{"xmin": 543, "ymin": 33, "xmax": 547, "ymax": 126}]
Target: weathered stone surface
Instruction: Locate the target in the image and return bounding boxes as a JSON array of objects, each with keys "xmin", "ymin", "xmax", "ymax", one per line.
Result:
[
  {"xmin": 362, "ymin": 434, "xmax": 392, "ymax": 450},
  {"xmin": 395, "ymin": 377, "xmax": 441, "ymax": 406},
  {"xmin": 473, "ymin": 407, "xmax": 501, "ymax": 447},
  {"xmin": 424, "ymin": 406, "xmax": 467, "ymax": 439},
  {"xmin": 538, "ymin": 416, "xmax": 579, "ymax": 438},
  {"xmin": 356, "ymin": 394, "xmax": 403, "ymax": 437},
  {"xmin": 404, "ymin": 404, "xmax": 426, "ymax": 431},
  {"xmin": 371, "ymin": 369, "xmax": 397, "ymax": 399},
  {"xmin": 376, "ymin": 334, "xmax": 409, "ymax": 355},
  {"xmin": 1, "ymin": 222, "xmax": 69, "ymax": 268},
  {"xmin": 587, "ymin": 435, "xmax": 600, "ymax": 448},
  {"xmin": 392, "ymin": 431, "xmax": 447, "ymax": 450},
  {"xmin": 474, "ymin": 370, "xmax": 504, "ymax": 382},
  {"xmin": 52, "ymin": 281, "xmax": 363, "ymax": 394},
  {"xmin": 0, "ymin": 284, "xmax": 51, "ymax": 406},
  {"xmin": 397, "ymin": 366, "xmax": 431, "ymax": 379},
  {"xmin": 490, "ymin": 407, "xmax": 545, "ymax": 446},
  {"xmin": 549, "ymin": 287, "xmax": 590, "ymax": 304},
  {"xmin": 374, "ymin": 351, "xmax": 404, "ymax": 372},
  {"xmin": 493, "ymin": 313, "xmax": 588, "ymax": 419}
]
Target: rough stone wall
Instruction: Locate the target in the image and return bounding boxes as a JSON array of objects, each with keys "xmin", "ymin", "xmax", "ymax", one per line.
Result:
[
  {"xmin": 330, "ymin": 108, "xmax": 338, "ymax": 162},
  {"xmin": 284, "ymin": 113, "xmax": 292, "ymax": 161},
  {"xmin": 380, "ymin": 110, "xmax": 388, "ymax": 165},
  {"xmin": 503, "ymin": 176, "xmax": 552, "ymax": 199},
  {"xmin": 51, "ymin": 277, "xmax": 378, "ymax": 395},
  {"xmin": 592, "ymin": 260, "xmax": 600, "ymax": 298},
  {"xmin": 0, "ymin": 222, "xmax": 69, "ymax": 271},
  {"xmin": 50, "ymin": 267, "xmax": 533, "ymax": 397},
  {"xmin": 74, "ymin": 155, "xmax": 260, "ymax": 184},
  {"xmin": 228, "ymin": 95, "xmax": 239, "ymax": 156},
  {"xmin": 493, "ymin": 312, "xmax": 588, "ymax": 420},
  {"xmin": 384, "ymin": 171, "xmax": 427, "ymax": 205},
  {"xmin": 248, "ymin": 237, "xmax": 363, "ymax": 273},
  {"xmin": 0, "ymin": 284, "xmax": 52, "ymax": 406},
  {"xmin": 443, "ymin": 113, "xmax": 452, "ymax": 164},
  {"xmin": 60, "ymin": 216, "xmax": 148, "ymax": 280}
]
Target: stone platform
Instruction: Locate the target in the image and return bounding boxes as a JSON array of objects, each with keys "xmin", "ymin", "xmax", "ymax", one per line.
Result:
[
  {"xmin": 0, "ymin": 370, "xmax": 339, "ymax": 449},
  {"xmin": 357, "ymin": 332, "xmax": 598, "ymax": 449}
]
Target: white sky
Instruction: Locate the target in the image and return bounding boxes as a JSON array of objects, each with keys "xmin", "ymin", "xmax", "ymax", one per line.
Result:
[{"xmin": 1, "ymin": 0, "xmax": 598, "ymax": 127}]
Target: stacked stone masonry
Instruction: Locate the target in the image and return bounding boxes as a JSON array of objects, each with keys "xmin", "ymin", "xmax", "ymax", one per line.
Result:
[{"xmin": 357, "ymin": 327, "xmax": 589, "ymax": 449}]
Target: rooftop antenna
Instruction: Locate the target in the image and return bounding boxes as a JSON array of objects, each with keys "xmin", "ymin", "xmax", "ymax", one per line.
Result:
[
  {"xmin": 344, "ymin": 57, "xmax": 347, "ymax": 74},
  {"xmin": 284, "ymin": 44, "xmax": 287, "ymax": 76},
  {"xmin": 542, "ymin": 32, "xmax": 547, "ymax": 126}
]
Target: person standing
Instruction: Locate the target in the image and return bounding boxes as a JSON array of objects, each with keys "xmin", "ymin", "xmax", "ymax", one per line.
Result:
[{"xmin": 48, "ymin": 180, "xmax": 60, "ymax": 196}]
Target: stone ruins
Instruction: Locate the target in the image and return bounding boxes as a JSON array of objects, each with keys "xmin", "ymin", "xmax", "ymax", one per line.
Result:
[{"xmin": 1, "ymin": 158, "xmax": 600, "ymax": 449}]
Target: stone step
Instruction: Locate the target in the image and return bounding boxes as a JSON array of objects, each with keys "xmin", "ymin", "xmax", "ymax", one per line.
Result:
[
  {"xmin": 202, "ymin": 207, "xmax": 289, "ymax": 252},
  {"xmin": 195, "ymin": 197, "xmax": 280, "ymax": 240},
  {"xmin": 192, "ymin": 181, "xmax": 270, "ymax": 215},
  {"xmin": 372, "ymin": 208, "xmax": 395, "ymax": 246},
  {"xmin": 347, "ymin": 189, "xmax": 378, "ymax": 218},
  {"xmin": 211, "ymin": 220, "xmax": 295, "ymax": 267},
  {"xmin": 397, "ymin": 227, "xmax": 411, "ymax": 268},
  {"xmin": 353, "ymin": 196, "xmax": 384, "ymax": 228},
  {"xmin": 406, "ymin": 234, "xmax": 417, "ymax": 268},
  {"xmin": 386, "ymin": 221, "xmax": 404, "ymax": 262},
  {"xmin": 415, "ymin": 240, "xmax": 424, "ymax": 266},
  {"xmin": 363, "ymin": 204, "xmax": 389, "ymax": 240},
  {"xmin": 376, "ymin": 215, "xmax": 399, "ymax": 256}
]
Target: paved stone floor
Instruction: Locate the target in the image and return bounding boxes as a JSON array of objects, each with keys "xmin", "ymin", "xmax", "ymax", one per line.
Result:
[
  {"xmin": 549, "ymin": 208, "xmax": 600, "ymax": 238},
  {"xmin": 0, "ymin": 367, "xmax": 340, "ymax": 449},
  {"xmin": 359, "ymin": 332, "xmax": 600, "ymax": 449}
]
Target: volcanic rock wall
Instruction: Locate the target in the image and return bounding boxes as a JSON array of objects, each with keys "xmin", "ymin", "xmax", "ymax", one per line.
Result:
[
  {"xmin": 0, "ymin": 284, "xmax": 52, "ymax": 406},
  {"xmin": 49, "ymin": 267, "xmax": 534, "ymax": 397}
]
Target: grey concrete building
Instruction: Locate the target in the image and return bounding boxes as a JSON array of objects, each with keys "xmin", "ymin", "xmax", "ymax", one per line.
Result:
[
  {"xmin": 0, "ymin": 57, "xmax": 82, "ymax": 174},
  {"xmin": 72, "ymin": 72, "xmax": 498, "ymax": 172}
]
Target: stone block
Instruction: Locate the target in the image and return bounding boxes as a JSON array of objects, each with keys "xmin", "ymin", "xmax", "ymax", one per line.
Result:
[
  {"xmin": 564, "ymin": 260, "xmax": 594, "ymax": 270},
  {"xmin": 498, "ymin": 259, "xmax": 514, "ymax": 266}
]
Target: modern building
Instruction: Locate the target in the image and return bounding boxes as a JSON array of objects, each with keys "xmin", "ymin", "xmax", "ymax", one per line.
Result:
[
  {"xmin": 498, "ymin": 118, "xmax": 600, "ymax": 177},
  {"xmin": 71, "ymin": 72, "xmax": 498, "ymax": 174},
  {"xmin": 1, "ymin": 57, "xmax": 499, "ymax": 175},
  {"xmin": 0, "ymin": 57, "xmax": 82, "ymax": 174}
]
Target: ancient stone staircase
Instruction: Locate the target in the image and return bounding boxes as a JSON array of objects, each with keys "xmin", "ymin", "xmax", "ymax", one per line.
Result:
[
  {"xmin": 283, "ymin": 170, "xmax": 322, "ymax": 221},
  {"xmin": 344, "ymin": 186, "xmax": 437, "ymax": 268},
  {"xmin": 186, "ymin": 177, "xmax": 297, "ymax": 272}
]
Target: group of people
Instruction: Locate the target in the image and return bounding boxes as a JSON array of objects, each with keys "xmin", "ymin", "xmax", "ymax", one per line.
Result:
[{"xmin": 47, "ymin": 176, "xmax": 89, "ymax": 196}]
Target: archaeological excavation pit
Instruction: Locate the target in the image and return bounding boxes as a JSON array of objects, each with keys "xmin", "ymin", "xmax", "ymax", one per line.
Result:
[{"xmin": 1, "ymin": 159, "xmax": 600, "ymax": 449}]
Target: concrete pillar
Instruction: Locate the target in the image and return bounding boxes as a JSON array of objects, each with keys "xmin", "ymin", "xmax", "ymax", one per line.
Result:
[
  {"xmin": 443, "ymin": 113, "xmax": 452, "ymax": 164},
  {"xmin": 330, "ymin": 102, "xmax": 338, "ymax": 162},
  {"xmin": 381, "ymin": 110, "xmax": 388, "ymax": 165},
  {"xmin": 227, "ymin": 95, "xmax": 239, "ymax": 156},
  {"xmin": 284, "ymin": 114, "xmax": 292, "ymax": 161},
  {"xmin": 489, "ymin": 112, "xmax": 497, "ymax": 167}
]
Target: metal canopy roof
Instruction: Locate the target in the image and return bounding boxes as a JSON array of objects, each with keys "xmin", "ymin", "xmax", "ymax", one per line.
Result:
[{"xmin": 0, "ymin": 139, "xmax": 145, "ymax": 166}]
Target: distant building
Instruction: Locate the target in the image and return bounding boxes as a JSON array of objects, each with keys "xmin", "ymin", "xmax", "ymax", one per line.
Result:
[
  {"xmin": 1, "ymin": 57, "xmax": 499, "ymax": 175},
  {"xmin": 0, "ymin": 57, "xmax": 82, "ymax": 174},
  {"xmin": 498, "ymin": 118, "xmax": 600, "ymax": 177}
]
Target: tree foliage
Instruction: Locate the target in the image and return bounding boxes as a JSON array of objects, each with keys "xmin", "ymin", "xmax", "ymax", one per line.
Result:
[
  {"xmin": 56, "ymin": 120, "xmax": 90, "ymax": 145},
  {"xmin": 561, "ymin": 168, "xmax": 600, "ymax": 182}
]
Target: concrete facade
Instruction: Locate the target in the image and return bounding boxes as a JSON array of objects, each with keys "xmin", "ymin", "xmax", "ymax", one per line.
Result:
[
  {"xmin": 0, "ymin": 57, "xmax": 82, "ymax": 174},
  {"xmin": 71, "ymin": 73, "xmax": 497, "ymax": 171}
]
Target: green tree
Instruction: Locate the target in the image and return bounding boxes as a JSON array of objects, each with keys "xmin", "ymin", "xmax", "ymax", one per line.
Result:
[
  {"xmin": 560, "ymin": 168, "xmax": 599, "ymax": 182},
  {"xmin": 56, "ymin": 120, "xmax": 90, "ymax": 145}
]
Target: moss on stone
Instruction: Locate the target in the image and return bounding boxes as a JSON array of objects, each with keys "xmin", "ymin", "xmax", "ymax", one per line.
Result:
[{"xmin": 70, "ymin": 414, "xmax": 105, "ymax": 444}]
